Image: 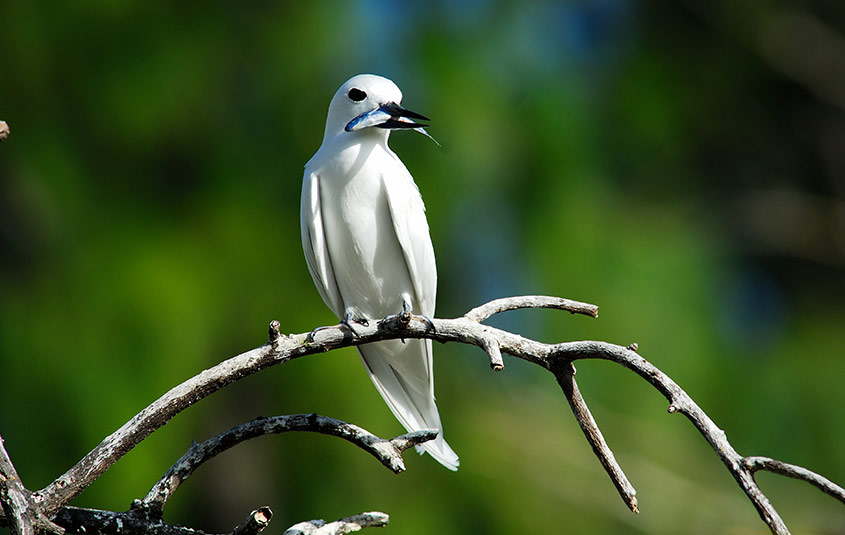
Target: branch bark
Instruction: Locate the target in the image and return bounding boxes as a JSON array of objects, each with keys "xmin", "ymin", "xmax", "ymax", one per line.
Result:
[
  {"xmin": 35, "ymin": 417, "xmax": 427, "ymax": 535},
  {"xmin": 0, "ymin": 436, "xmax": 35, "ymax": 535},
  {"xmin": 743, "ymin": 456, "xmax": 845, "ymax": 503},
  {"xmin": 283, "ymin": 512, "xmax": 390, "ymax": 535},
  {"xmin": 552, "ymin": 361, "xmax": 638, "ymax": 514},
  {"xmin": 1, "ymin": 296, "xmax": 841, "ymax": 534},
  {"xmin": 232, "ymin": 507, "xmax": 273, "ymax": 535},
  {"xmin": 51, "ymin": 504, "xmax": 272, "ymax": 535},
  {"xmin": 141, "ymin": 414, "xmax": 437, "ymax": 513},
  {"xmin": 0, "ymin": 437, "xmax": 61, "ymax": 535},
  {"xmin": 464, "ymin": 294, "xmax": 598, "ymax": 322}
]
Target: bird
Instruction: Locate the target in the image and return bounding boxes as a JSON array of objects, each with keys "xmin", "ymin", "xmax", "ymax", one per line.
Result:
[{"xmin": 300, "ymin": 74, "xmax": 459, "ymax": 470}]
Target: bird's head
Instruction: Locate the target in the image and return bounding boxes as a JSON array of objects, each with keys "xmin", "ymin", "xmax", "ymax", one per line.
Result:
[{"xmin": 322, "ymin": 74, "xmax": 432, "ymax": 142}]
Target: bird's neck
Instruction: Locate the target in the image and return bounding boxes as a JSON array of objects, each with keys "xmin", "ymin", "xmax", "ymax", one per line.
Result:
[
  {"xmin": 321, "ymin": 129, "xmax": 390, "ymax": 150},
  {"xmin": 310, "ymin": 131, "xmax": 394, "ymax": 173}
]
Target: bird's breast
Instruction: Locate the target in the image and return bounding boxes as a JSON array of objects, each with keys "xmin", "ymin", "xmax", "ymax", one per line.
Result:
[{"xmin": 317, "ymin": 144, "xmax": 412, "ymax": 317}]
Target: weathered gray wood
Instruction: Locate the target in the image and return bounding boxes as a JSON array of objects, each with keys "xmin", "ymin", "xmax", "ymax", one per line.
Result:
[
  {"xmin": 1, "ymin": 295, "xmax": 842, "ymax": 535},
  {"xmin": 283, "ymin": 512, "xmax": 389, "ymax": 535},
  {"xmin": 142, "ymin": 415, "xmax": 436, "ymax": 511}
]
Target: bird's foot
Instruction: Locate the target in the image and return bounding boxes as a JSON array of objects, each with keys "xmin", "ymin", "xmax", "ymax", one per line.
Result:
[
  {"xmin": 420, "ymin": 314, "xmax": 436, "ymax": 332},
  {"xmin": 306, "ymin": 325, "xmax": 331, "ymax": 343},
  {"xmin": 383, "ymin": 300, "xmax": 435, "ymax": 331},
  {"xmin": 384, "ymin": 299, "xmax": 413, "ymax": 326},
  {"xmin": 383, "ymin": 299, "xmax": 423, "ymax": 343},
  {"xmin": 305, "ymin": 312, "xmax": 370, "ymax": 343},
  {"xmin": 341, "ymin": 311, "xmax": 369, "ymax": 338}
]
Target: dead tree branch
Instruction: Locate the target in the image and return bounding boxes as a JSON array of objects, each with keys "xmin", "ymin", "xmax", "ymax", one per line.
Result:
[
  {"xmin": 554, "ymin": 361, "xmax": 638, "ymax": 513},
  {"xmin": 232, "ymin": 507, "xmax": 273, "ymax": 535},
  {"xmin": 6, "ymin": 415, "xmax": 430, "ymax": 535},
  {"xmin": 464, "ymin": 294, "xmax": 599, "ymax": 322},
  {"xmin": 0, "ymin": 436, "xmax": 34, "ymax": 535},
  {"xmin": 743, "ymin": 457, "xmax": 845, "ymax": 503},
  {"xmin": 0, "ymin": 437, "xmax": 61, "ymax": 535},
  {"xmin": 141, "ymin": 414, "xmax": 437, "ymax": 513},
  {"xmin": 0, "ymin": 295, "xmax": 841, "ymax": 534},
  {"xmin": 51, "ymin": 504, "xmax": 272, "ymax": 535},
  {"xmin": 283, "ymin": 512, "xmax": 390, "ymax": 535}
]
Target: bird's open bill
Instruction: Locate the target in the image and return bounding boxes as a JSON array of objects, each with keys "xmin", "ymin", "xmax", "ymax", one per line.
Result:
[
  {"xmin": 345, "ymin": 101, "xmax": 430, "ymax": 131},
  {"xmin": 345, "ymin": 102, "xmax": 440, "ymax": 146}
]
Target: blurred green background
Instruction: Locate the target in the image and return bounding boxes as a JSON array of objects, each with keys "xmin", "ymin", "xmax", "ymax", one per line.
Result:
[{"xmin": 1, "ymin": 1, "xmax": 844, "ymax": 534}]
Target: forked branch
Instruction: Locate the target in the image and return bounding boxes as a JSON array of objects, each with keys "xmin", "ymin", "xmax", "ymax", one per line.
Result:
[
  {"xmin": 0, "ymin": 296, "xmax": 841, "ymax": 535},
  {"xmin": 13, "ymin": 417, "xmax": 434, "ymax": 535}
]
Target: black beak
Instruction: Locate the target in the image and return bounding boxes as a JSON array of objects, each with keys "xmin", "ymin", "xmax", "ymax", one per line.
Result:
[
  {"xmin": 346, "ymin": 101, "xmax": 431, "ymax": 132},
  {"xmin": 374, "ymin": 102, "xmax": 430, "ymax": 129}
]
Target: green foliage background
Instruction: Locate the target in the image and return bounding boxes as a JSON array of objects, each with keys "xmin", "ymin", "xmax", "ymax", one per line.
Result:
[{"xmin": 1, "ymin": 2, "xmax": 843, "ymax": 534}]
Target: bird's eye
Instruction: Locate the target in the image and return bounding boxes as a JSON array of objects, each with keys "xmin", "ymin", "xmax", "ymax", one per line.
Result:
[{"xmin": 348, "ymin": 88, "xmax": 367, "ymax": 102}]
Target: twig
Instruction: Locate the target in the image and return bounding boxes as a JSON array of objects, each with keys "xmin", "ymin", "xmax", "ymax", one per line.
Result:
[
  {"xmin": 478, "ymin": 335, "xmax": 504, "ymax": 370},
  {"xmin": 551, "ymin": 361, "xmax": 638, "ymax": 514},
  {"xmin": 465, "ymin": 294, "xmax": 598, "ymax": 322},
  {"xmin": 283, "ymin": 512, "xmax": 390, "ymax": 535},
  {"xmin": 744, "ymin": 456, "xmax": 845, "ymax": 503},
  {"xmin": 547, "ymin": 341, "xmax": 796, "ymax": 533},
  {"xmin": 232, "ymin": 506, "xmax": 273, "ymax": 535},
  {"xmin": 142, "ymin": 415, "xmax": 437, "ymax": 511}
]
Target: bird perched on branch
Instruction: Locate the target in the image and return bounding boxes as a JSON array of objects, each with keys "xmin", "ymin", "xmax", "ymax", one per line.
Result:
[{"xmin": 300, "ymin": 74, "xmax": 458, "ymax": 470}]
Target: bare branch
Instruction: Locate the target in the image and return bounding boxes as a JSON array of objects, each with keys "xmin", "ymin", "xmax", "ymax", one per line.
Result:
[
  {"xmin": 32, "ymin": 343, "xmax": 281, "ymax": 515},
  {"xmin": 0, "ymin": 437, "xmax": 35, "ymax": 535},
  {"xmin": 546, "ymin": 341, "xmax": 798, "ymax": 533},
  {"xmin": 744, "ymin": 456, "xmax": 845, "ymax": 503},
  {"xmin": 551, "ymin": 362, "xmax": 638, "ymax": 514},
  {"xmin": 465, "ymin": 294, "xmax": 598, "ymax": 322},
  {"xmin": 283, "ymin": 512, "xmax": 390, "ymax": 535},
  {"xmin": 11, "ymin": 295, "xmax": 839, "ymax": 534},
  {"xmin": 51, "ymin": 503, "xmax": 271, "ymax": 535},
  {"xmin": 35, "ymin": 300, "xmax": 570, "ymax": 514},
  {"xmin": 142, "ymin": 414, "xmax": 438, "ymax": 511},
  {"xmin": 232, "ymin": 506, "xmax": 273, "ymax": 535},
  {"xmin": 14, "ymin": 412, "xmax": 426, "ymax": 534},
  {"xmin": 53, "ymin": 506, "xmax": 207, "ymax": 535},
  {"xmin": 478, "ymin": 335, "xmax": 504, "ymax": 370},
  {"xmin": 0, "ymin": 436, "xmax": 63, "ymax": 535}
]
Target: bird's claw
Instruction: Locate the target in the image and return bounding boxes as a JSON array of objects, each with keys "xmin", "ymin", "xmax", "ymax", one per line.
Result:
[
  {"xmin": 341, "ymin": 312, "xmax": 370, "ymax": 338},
  {"xmin": 383, "ymin": 300, "xmax": 428, "ymax": 344},
  {"xmin": 306, "ymin": 325, "xmax": 330, "ymax": 343},
  {"xmin": 340, "ymin": 318, "xmax": 360, "ymax": 338},
  {"xmin": 385, "ymin": 300, "xmax": 413, "ymax": 326},
  {"xmin": 420, "ymin": 315, "xmax": 436, "ymax": 331},
  {"xmin": 306, "ymin": 313, "xmax": 370, "ymax": 342}
]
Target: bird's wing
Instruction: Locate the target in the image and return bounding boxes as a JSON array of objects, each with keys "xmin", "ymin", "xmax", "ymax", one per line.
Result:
[
  {"xmin": 300, "ymin": 170, "xmax": 344, "ymax": 317},
  {"xmin": 381, "ymin": 162, "xmax": 437, "ymax": 317}
]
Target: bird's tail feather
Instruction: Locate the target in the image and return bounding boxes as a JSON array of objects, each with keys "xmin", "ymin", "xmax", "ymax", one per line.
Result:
[{"xmin": 357, "ymin": 339, "xmax": 459, "ymax": 471}]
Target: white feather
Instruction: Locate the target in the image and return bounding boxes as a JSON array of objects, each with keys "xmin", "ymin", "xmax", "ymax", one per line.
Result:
[{"xmin": 300, "ymin": 74, "xmax": 458, "ymax": 470}]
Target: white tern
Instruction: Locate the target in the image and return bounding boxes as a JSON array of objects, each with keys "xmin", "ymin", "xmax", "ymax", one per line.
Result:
[{"xmin": 300, "ymin": 74, "xmax": 459, "ymax": 470}]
